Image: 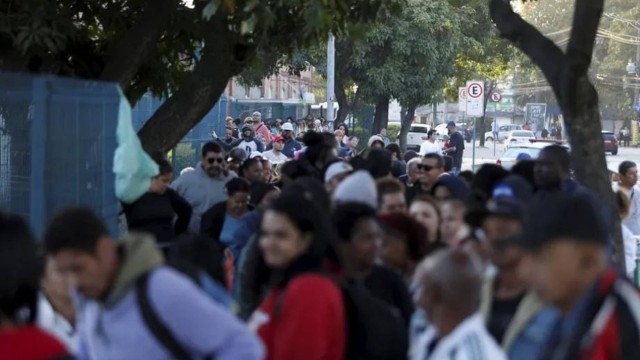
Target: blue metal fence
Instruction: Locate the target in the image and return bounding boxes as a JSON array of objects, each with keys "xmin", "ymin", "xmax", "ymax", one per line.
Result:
[
  {"xmin": 131, "ymin": 93, "xmax": 228, "ymax": 173},
  {"xmin": 0, "ymin": 72, "xmax": 122, "ymax": 236}
]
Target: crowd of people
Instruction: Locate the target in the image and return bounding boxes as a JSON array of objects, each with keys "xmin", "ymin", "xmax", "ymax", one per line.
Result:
[{"xmin": 3, "ymin": 110, "xmax": 640, "ymax": 360}]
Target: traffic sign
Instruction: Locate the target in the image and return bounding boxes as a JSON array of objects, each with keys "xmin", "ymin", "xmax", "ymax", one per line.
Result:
[
  {"xmin": 466, "ymin": 80, "xmax": 484, "ymax": 117},
  {"xmin": 490, "ymin": 92, "xmax": 502, "ymax": 102},
  {"xmin": 458, "ymin": 87, "xmax": 467, "ymax": 112}
]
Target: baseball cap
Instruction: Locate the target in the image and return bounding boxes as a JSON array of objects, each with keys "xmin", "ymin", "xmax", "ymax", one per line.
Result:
[
  {"xmin": 282, "ymin": 123, "xmax": 294, "ymax": 131},
  {"xmin": 273, "ymin": 135, "xmax": 285, "ymax": 143},
  {"xmin": 324, "ymin": 161, "xmax": 354, "ymax": 183},
  {"xmin": 447, "ymin": 121, "xmax": 456, "ymax": 128},
  {"xmin": 249, "ymin": 151, "xmax": 263, "ymax": 159},
  {"xmin": 517, "ymin": 193, "xmax": 608, "ymax": 250},
  {"xmin": 465, "ymin": 175, "xmax": 533, "ymax": 226}
]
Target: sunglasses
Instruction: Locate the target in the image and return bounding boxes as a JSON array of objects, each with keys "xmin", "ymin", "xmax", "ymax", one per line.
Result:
[
  {"xmin": 207, "ymin": 157, "xmax": 225, "ymax": 164},
  {"xmin": 417, "ymin": 164, "xmax": 434, "ymax": 171}
]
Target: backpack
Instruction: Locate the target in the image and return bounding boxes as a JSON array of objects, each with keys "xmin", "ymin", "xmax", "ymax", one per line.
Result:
[
  {"xmin": 135, "ymin": 270, "xmax": 216, "ymax": 360},
  {"xmin": 276, "ymin": 275, "xmax": 408, "ymax": 360}
]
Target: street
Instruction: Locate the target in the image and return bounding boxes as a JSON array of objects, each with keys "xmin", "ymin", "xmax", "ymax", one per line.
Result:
[{"xmin": 461, "ymin": 140, "xmax": 640, "ymax": 173}]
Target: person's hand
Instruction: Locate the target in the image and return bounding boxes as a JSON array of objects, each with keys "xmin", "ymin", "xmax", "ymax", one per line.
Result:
[{"xmin": 211, "ymin": 130, "xmax": 218, "ymax": 139}]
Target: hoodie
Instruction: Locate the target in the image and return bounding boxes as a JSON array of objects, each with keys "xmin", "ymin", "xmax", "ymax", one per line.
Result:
[
  {"xmin": 74, "ymin": 234, "xmax": 263, "ymax": 360},
  {"xmin": 171, "ymin": 163, "xmax": 236, "ymax": 233},
  {"xmin": 235, "ymin": 125, "xmax": 265, "ymax": 154}
]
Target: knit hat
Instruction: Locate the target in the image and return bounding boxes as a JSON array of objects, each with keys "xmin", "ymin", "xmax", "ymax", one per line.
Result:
[
  {"xmin": 324, "ymin": 161, "xmax": 354, "ymax": 183},
  {"xmin": 333, "ymin": 171, "xmax": 378, "ymax": 209},
  {"xmin": 368, "ymin": 135, "xmax": 385, "ymax": 148}
]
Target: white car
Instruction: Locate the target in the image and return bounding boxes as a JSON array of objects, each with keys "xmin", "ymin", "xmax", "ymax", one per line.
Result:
[
  {"xmin": 497, "ymin": 141, "xmax": 567, "ymax": 170},
  {"xmin": 504, "ymin": 130, "xmax": 536, "ymax": 150},
  {"xmin": 484, "ymin": 124, "xmax": 522, "ymax": 142},
  {"xmin": 434, "ymin": 122, "xmax": 467, "ymax": 137},
  {"xmin": 406, "ymin": 124, "xmax": 430, "ymax": 151}
]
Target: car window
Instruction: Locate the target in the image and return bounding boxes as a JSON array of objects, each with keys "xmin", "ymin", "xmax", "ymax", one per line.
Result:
[
  {"xmin": 499, "ymin": 126, "xmax": 508, "ymax": 131},
  {"xmin": 410, "ymin": 126, "xmax": 428, "ymax": 133},
  {"xmin": 512, "ymin": 131, "xmax": 534, "ymax": 137},
  {"xmin": 603, "ymin": 134, "xmax": 616, "ymax": 140}
]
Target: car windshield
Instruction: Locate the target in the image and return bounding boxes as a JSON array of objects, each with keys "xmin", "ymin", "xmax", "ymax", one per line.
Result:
[
  {"xmin": 512, "ymin": 131, "xmax": 534, "ymax": 137},
  {"xmin": 503, "ymin": 147, "xmax": 541, "ymax": 158},
  {"xmin": 410, "ymin": 126, "xmax": 428, "ymax": 133},
  {"xmin": 602, "ymin": 133, "xmax": 616, "ymax": 140}
]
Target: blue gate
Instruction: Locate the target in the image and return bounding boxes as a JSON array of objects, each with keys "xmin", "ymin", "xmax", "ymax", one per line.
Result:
[{"xmin": 0, "ymin": 72, "xmax": 122, "ymax": 236}]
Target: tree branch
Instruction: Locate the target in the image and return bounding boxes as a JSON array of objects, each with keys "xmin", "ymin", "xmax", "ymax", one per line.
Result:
[
  {"xmin": 565, "ymin": 0, "xmax": 604, "ymax": 76},
  {"xmin": 489, "ymin": 0, "xmax": 566, "ymax": 97},
  {"xmin": 100, "ymin": 0, "xmax": 179, "ymax": 91},
  {"xmin": 138, "ymin": 13, "xmax": 256, "ymax": 153}
]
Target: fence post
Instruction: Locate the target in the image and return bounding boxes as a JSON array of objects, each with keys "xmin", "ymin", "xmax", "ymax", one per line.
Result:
[{"xmin": 30, "ymin": 77, "xmax": 48, "ymax": 235}]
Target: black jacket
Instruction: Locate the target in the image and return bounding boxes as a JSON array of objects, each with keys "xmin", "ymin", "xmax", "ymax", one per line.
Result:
[
  {"xmin": 122, "ymin": 188, "xmax": 192, "ymax": 245},
  {"xmin": 200, "ymin": 201, "xmax": 254, "ymax": 242}
]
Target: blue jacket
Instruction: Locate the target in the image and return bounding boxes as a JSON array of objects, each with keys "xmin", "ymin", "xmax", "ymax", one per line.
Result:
[
  {"xmin": 73, "ymin": 235, "xmax": 263, "ymax": 360},
  {"xmin": 282, "ymin": 138, "xmax": 302, "ymax": 158}
]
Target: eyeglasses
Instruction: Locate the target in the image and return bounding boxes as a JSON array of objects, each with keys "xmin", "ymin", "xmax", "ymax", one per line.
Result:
[
  {"xmin": 207, "ymin": 157, "xmax": 225, "ymax": 164},
  {"xmin": 417, "ymin": 164, "xmax": 434, "ymax": 171}
]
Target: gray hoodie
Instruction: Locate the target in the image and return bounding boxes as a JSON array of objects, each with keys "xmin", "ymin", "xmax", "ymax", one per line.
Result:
[
  {"xmin": 171, "ymin": 163, "xmax": 236, "ymax": 233},
  {"xmin": 73, "ymin": 233, "xmax": 263, "ymax": 360}
]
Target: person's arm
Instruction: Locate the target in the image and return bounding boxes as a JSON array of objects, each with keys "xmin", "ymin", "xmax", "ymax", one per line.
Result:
[
  {"xmin": 256, "ymin": 140, "xmax": 265, "ymax": 152},
  {"xmin": 271, "ymin": 276, "xmax": 344, "ymax": 360},
  {"xmin": 149, "ymin": 268, "xmax": 264, "ymax": 360},
  {"xmin": 167, "ymin": 188, "xmax": 192, "ymax": 236}
]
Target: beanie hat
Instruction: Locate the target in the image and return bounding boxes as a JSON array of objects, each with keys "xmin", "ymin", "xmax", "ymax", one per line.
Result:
[{"xmin": 333, "ymin": 171, "xmax": 378, "ymax": 209}]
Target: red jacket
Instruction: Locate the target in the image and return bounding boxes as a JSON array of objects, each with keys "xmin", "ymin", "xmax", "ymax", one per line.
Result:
[
  {"xmin": 252, "ymin": 274, "xmax": 346, "ymax": 360},
  {"xmin": 0, "ymin": 325, "xmax": 69, "ymax": 360}
]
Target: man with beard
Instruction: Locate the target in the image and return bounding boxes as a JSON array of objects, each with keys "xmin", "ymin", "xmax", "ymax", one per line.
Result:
[
  {"xmin": 172, "ymin": 142, "xmax": 236, "ymax": 233},
  {"xmin": 279, "ymin": 122, "xmax": 302, "ymax": 158}
]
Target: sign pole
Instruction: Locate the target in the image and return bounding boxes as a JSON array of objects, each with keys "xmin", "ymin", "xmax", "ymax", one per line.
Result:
[{"xmin": 471, "ymin": 115, "xmax": 476, "ymax": 172}]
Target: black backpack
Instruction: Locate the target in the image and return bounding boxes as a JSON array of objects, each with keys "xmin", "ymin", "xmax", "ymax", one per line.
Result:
[{"xmin": 276, "ymin": 275, "xmax": 408, "ymax": 360}]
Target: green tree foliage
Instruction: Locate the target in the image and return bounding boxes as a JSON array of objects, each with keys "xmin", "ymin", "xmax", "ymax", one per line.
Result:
[{"xmin": 0, "ymin": 0, "xmax": 402, "ymax": 152}]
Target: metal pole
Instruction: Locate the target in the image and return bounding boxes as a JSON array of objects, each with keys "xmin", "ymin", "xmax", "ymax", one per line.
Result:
[
  {"xmin": 326, "ymin": 32, "xmax": 335, "ymax": 131},
  {"xmin": 470, "ymin": 114, "xmax": 476, "ymax": 172}
]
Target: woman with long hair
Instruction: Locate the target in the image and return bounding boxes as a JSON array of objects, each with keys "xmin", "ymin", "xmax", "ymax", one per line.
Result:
[{"xmin": 247, "ymin": 193, "xmax": 345, "ymax": 360}]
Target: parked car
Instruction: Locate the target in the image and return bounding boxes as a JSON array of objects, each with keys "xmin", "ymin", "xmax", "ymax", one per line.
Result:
[
  {"xmin": 434, "ymin": 122, "xmax": 468, "ymax": 137},
  {"xmin": 504, "ymin": 130, "xmax": 536, "ymax": 150},
  {"xmin": 406, "ymin": 124, "xmax": 431, "ymax": 151},
  {"xmin": 496, "ymin": 140, "xmax": 567, "ymax": 170},
  {"xmin": 484, "ymin": 124, "xmax": 522, "ymax": 142},
  {"xmin": 602, "ymin": 131, "xmax": 618, "ymax": 155}
]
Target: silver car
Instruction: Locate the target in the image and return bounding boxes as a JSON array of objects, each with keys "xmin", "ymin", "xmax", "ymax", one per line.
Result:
[{"xmin": 496, "ymin": 141, "xmax": 567, "ymax": 170}]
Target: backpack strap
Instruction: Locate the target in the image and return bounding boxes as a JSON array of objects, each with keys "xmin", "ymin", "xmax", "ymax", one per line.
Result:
[{"xmin": 136, "ymin": 272, "xmax": 192, "ymax": 360}]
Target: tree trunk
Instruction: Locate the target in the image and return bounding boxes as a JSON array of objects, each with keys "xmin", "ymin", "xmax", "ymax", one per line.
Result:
[
  {"xmin": 373, "ymin": 94, "xmax": 390, "ymax": 134},
  {"xmin": 490, "ymin": 0, "xmax": 624, "ymax": 270},
  {"xmin": 100, "ymin": 0, "xmax": 179, "ymax": 93},
  {"xmin": 335, "ymin": 78, "xmax": 350, "ymax": 126},
  {"xmin": 399, "ymin": 103, "xmax": 417, "ymax": 153},
  {"xmin": 138, "ymin": 14, "xmax": 248, "ymax": 153}
]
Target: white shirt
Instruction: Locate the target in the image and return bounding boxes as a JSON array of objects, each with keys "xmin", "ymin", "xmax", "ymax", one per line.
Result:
[
  {"xmin": 411, "ymin": 313, "xmax": 507, "ymax": 360},
  {"xmin": 622, "ymin": 224, "xmax": 637, "ymax": 278},
  {"xmin": 614, "ymin": 184, "xmax": 640, "ymax": 235},
  {"xmin": 261, "ymin": 150, "xmax": 289, "ymax": 164},
  {"xmin": 37, "ymin": 293, "xmax": 77, "ymax": 350},
  {"xmin": 420, "ymin": 140, "xmax": 441, "ymax": 156}
]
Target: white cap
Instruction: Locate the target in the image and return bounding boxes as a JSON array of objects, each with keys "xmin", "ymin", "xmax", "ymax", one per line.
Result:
[
  {"xmin": 282, "ymin": 123, "xmax": 294, "ymax": 131},
  {"xmin": 252, "ymin": 111, "xmax": 261, "ymax": 117},
  {"xmin": 324, "ymin": 161, "xmax": 354, "ymax": 183},
  {"xmin": 250, "ymin": 151, "xmax": 263, "ymax": 159},
  {"xmin": 333, "ymin": 171, "xmax": 378, "ymax": 209}
]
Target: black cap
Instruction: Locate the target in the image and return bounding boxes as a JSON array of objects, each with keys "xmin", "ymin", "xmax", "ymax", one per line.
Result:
[
  {"xmin": 465, "ymin": 175, "xmax": 532, "ymax": 227},
  {"xmin": 517, "ymin": 193, "xmax": 608, "ymax": 250}
]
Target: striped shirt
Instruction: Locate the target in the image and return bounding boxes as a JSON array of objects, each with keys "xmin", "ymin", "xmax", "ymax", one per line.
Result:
[{"xmin": 411, "ymin": 313, "xmax": 507, "ymax": 360}]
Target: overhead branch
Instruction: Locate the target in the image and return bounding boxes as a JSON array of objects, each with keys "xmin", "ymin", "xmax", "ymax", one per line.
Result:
[
  {"xmin": 100, "ymin": 0, "xmax": 179, "ymax": 91},
  {"xmin": 489, "ymin": 0, "xmax": 566, "ymax": 100}
]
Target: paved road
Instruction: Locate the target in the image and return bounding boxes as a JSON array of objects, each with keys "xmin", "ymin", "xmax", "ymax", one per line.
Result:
[{"xmin": 460, "ymin": 140, "xmax": 640, "ymax": 173}]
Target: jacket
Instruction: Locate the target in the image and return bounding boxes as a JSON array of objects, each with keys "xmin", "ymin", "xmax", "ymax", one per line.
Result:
[
  {"xmin": 542, "ymin": 268, "xmax": 640, "ymax": 360},
  {"xmin": 171, "ymin": 163, "xmax": 236, "ymax": 233},
  {"xmin": 0, "ymin": 325, "xmax": 71, "ymax": 360},
  {"xmin": 480, "ymin": 275, "xmax": 559, "ymax": 360},
  {"xmin": 411, "ymin": 313, "xmax": 507, "ymax": 360},
  {"xmin": 122, "ymin": 188, "xmax": 192, "ymax": 244},
  {"xmin": 254, "ymin": 122, "xmax": 272, "ymax": 146},
  {"xmin": 282, "ymin": 138, "xmax": 302, "ymax": 159},
  {"xmin": 248, "ymin": 274, "xmax": 345, "ymax": 360},
  {"xmin": 231, "ymin": 209, "xmax": 263, "ymax": 263},
  {"xmin": 73, "ymin": 234, "xmax": 263, "ymax": 360}
]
